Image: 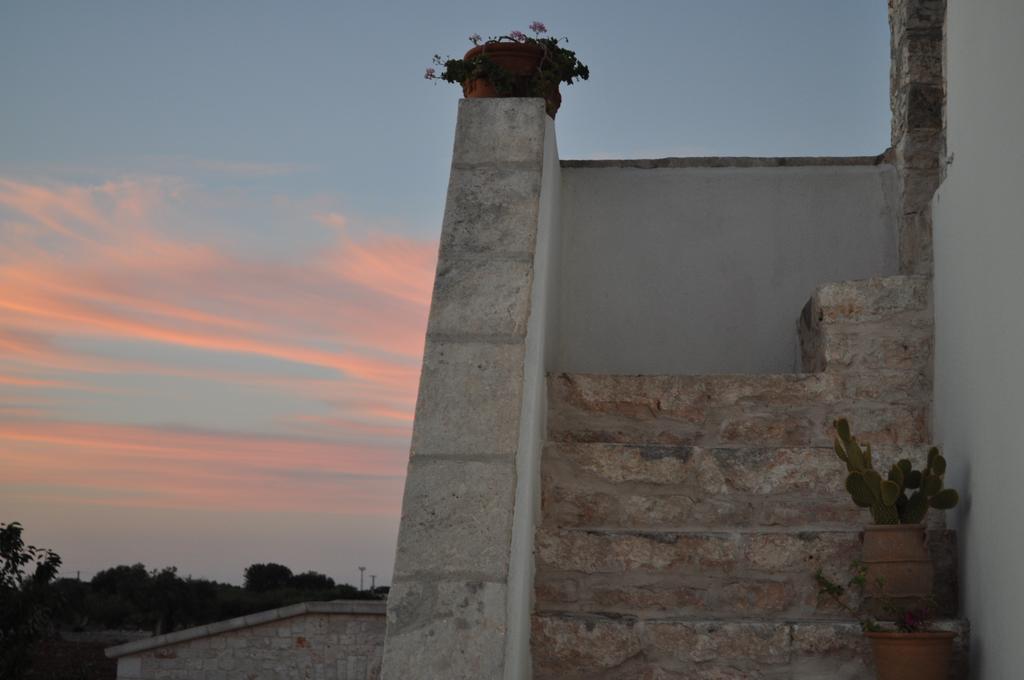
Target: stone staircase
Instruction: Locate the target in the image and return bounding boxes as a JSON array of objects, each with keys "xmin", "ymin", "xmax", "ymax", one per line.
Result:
[{"xmin": 531, "ymin": 276, "xmax": 969, "ymax": 679}]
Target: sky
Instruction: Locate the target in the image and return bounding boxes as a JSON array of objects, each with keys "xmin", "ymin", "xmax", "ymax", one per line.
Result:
[{"xmin": 0, "ymin": 1, "xmax": 891, "ymax": 587}]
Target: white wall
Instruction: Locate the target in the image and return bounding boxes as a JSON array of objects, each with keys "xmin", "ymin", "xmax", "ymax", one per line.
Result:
[
  {"xmin": 504, "ymin": 117, "xmax": 560, "ymax": 680},
  {"xmin": 932, "ymin": 2, "xmax": 1024, "ymax": 678},
  {"xmin": 556, "ymin": 161, "xmax": 899, "ymax": 374}
]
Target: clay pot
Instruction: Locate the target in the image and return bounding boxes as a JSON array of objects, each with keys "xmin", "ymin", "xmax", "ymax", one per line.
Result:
[
  {"xmin": 861, "ymin": 524, "xmax": 934, "ymax": 612},
  {"xmin": 462, "ymin": 78, "xmax": 498, "ymax": 98},
  {"xmin": 866, "ymin": 631, "xmax": 955, "ymax": 680},
  {"xmin": 464, "ymin": 42, "xmax": 544, "ymax": 77},
  {"xmin": 460, "ymin": 42, "xmax": 561, "ymax": 118}
]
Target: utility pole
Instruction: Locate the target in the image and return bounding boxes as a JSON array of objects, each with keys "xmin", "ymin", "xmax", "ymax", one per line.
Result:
[
  {"xmin": 358, "ymin": 566, "xmax": 366, "ymax": 591},
  {"xmin": 370, "ymin": 574, "xmax": 376, "ymax": 591}
]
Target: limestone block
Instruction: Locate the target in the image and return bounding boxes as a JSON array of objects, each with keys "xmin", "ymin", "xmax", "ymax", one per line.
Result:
[
  {"xmin": 117, "ymin": 656, "xmax": 143, "ymax": 679},
  {"xmin": 811, "ymin": 276, "xmax": 931, "ymax": 323},
  {"xmin": 393, "ymin": 458, "xmax": 514, "ymax": 579},
  {"xmin": 889, "ymin": 0, "xmax": 946, "ymax": 40},
  {"xmin": 646, "ymin": 621, "xmax": 791, "ymax": 666},
  {"xmin": 896, "ymin": 129, "xmax": 944, "ymax": 169},
  {"xmin": 903, "ymin": 168, "xmax": 942, "ymax": 214},
  {"xmin": 530, "ymin": 613, "xmax": 643, "ymax": 677},
  {"xmin": 440, "ymin": 164, "xmax": 542, "ymax": 256},
  {"xmin": 451, "ymin": 98, "xmax": 547, "ymax": 166},
  {"xmin": 742, "ymin": 532, "xmax": 860, "ymax": 572},
  {"xmin": 892, "ymin": 31, "xmax": 944, "ymax": 89},
  {"xmin": 535, "ymin": 528, "xmax": 739, "ymax": 574},
  {"xmin": 426, "ymin": 257, "xmax": 534, "ymax": 337},
  {"xmin": 410, "ymin": 339, "xmax": 525, "ymax": 457},
  {"xmin": 900, "ymin": 207, "xmax": 935, "ymax": 274},
  {"xmin": 381, "ymin": 580, "xmax": 507, "ymax": 679}
]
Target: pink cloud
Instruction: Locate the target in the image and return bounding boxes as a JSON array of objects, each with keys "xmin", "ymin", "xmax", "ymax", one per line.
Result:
[{"xmin": 0, "ymin": 174, "xmax": 437, "ymax": 517}]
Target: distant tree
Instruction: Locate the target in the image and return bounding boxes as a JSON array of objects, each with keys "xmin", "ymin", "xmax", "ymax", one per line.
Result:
[
  {"xmin": 289, "ymin": 571, "xmax": 335, "ymax": 591},
  {"xmin": 243, "ymin": 563, "xmax": 293, "ymax": 592},
  {"xmin": 0, "ymin": 522, "xmax": 62, "ymax": 679},
  {"xmin": 91, "ymin": 563, "xmax": 150, "ymax": 597}
]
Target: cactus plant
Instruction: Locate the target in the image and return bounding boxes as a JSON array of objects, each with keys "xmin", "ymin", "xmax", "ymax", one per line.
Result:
[{"xmin": 833, "ymin": 418, "xmax": 959, "ymax": 525}]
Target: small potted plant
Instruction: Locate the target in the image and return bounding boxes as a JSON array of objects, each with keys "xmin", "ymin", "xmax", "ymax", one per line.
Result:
[
  {"xmin": 817, "ymin": 564, "xmax": 956, "ymax": 680},
  {"xmin": 425, "ymin": 22, "xmax": 589, "ymax": 118},
  {"xmin": 832, "ymin": 418, "xmax": 959, "ymax": 610}
]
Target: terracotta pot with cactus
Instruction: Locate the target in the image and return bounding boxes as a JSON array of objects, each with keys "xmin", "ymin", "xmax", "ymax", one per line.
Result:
[{"xmin": 832, "ymin": 418, "xmax": 959, "ymax": 611}]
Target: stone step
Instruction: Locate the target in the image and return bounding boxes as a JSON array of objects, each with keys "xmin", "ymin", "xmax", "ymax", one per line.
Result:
[
  {"xmin": 534, "ymin": 528, "xmax": 958, "ymax": 620},
  {"xmin": 799, "ymin": 275, "xmax": 932, "ymax": 374},
  {"xmin": 541, "ymin": 443, "xmax": 946, "ymax": 531},
  {"xmin": 547, "ymin": 373, "xmax": 929, "ymax": 447},
  {"xmin": 531, "ymin": 613, "xmax": 969, "ymax": 680}
]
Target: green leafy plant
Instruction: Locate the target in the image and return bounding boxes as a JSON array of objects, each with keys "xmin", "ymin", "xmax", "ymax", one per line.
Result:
[
  {"xmin": 425, "ymin": 22, "xmax": 589, "ymax": 98},
  {"xmin": 833, "ymin": 418, "xmax": 959, "ymax": 524},
  {"xmin": 815, "ymin": 562, "xmax": 937, "ymax": 633}
]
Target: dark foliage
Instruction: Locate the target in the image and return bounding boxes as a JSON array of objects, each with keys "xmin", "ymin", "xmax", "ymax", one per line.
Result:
[
  {"xmin": 243, "ymin": 562, "xmax": 293, "ymax": 592},
  {"xmin": 1, "ymin": 522, "xmax": 63, "ymax": 679},
  {"xmin": 51, "ymin": 562, "xmax": 381, "ymax": 636}
]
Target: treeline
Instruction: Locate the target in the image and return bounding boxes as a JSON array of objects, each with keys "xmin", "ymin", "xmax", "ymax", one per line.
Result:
[{"xmin": 54, "ymin": 561, "xmax": 387, "ymax": 635}]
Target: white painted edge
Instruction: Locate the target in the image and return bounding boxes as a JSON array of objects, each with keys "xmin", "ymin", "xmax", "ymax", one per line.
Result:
[{"xmin": 105, "ymin": 600, "xmax": 386, "ymax": 658}]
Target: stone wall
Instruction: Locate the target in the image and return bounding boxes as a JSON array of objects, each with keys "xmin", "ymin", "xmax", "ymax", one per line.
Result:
[
  {"xmin": 889, "ymin": 0, "xmax": 947, "ymax": 274},
  {"xmin": 106, "ymin": 601, "xmax": 385, "ymax": 680},
  {"xmin": 381, "ymin": 98, "xmax": 559, "ymax": 680}
]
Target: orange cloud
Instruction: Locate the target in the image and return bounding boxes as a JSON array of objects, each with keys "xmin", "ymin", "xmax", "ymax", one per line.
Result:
[{"xmin": 0, "ymin": 174, "xmax": 437, "ymax": 518}]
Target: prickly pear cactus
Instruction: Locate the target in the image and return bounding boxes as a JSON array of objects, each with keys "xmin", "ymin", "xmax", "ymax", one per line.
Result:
[{"xmin": 832, "ymin": 418, "xmax": 959, "ymax": 524}]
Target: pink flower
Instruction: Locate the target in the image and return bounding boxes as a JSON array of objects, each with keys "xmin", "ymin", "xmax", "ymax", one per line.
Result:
[
  {"xmin": 509, "ymin": 30, "xmax": 527, "ymax": 42},
  {"xmin": 468, "ymin": 33, "xmax": 482, "ymax": 45},
  {"xmin": 424, "ymin": 67, "xmax": 436, "ymax": 79},
  {"xmin": 529, "ymin": 21, "xmax": 547, "ymax": 34}
]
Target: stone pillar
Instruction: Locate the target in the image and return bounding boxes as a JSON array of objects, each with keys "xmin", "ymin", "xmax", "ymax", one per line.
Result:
[
  {"xmin": 381, "ymin": 99, "xmax": 552, "ymax": 680},
  {"xmin": 889, "ymin": 0, "xmax": 946, "ymax": 274}
]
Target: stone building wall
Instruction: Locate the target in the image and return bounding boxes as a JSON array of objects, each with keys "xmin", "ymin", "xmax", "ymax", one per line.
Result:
[
  {"xmin": 889, "ymin": 0, "xmax": 947, "ymax": 273},
  {"xmin": 107, "ymin": 601, "xmax": 385, "ymax": 680}
]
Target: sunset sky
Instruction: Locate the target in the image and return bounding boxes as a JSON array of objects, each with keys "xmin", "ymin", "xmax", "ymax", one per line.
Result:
[{"xmin": 1, "ymin": 1, "xmax": 890, "ymax": 586}]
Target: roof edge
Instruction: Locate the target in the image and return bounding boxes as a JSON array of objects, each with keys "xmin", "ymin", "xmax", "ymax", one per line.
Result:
[
  {"xmin": 560, "ymin": 154, "xmax": 891, "ymax": 169},
  {"xmin": 105, "ymin": 600, "xmax": 386, "ymax": 658}
]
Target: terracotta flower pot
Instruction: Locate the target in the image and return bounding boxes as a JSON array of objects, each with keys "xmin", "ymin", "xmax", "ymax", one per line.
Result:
[
  {"xmin": 462, "ymin": 78, "xmax": 498, "ymax": 98},
  {"xmin": 464, "ymin": 42, "xmax": 544, "ymax": 76},
  {"xmin": 862, "ymin": 524, "xmax": 934, "ymax": 611},
  {"xmin": 866, "ymin": 631, "xmax": 955, "ymax": 680},
  {"xmin": 460, "ymin": 42, "xmax": 562, "ymax": 118}
]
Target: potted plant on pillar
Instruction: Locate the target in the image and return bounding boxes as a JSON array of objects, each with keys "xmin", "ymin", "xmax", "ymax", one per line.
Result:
[
  {"xmin": 831, "ymin": 418, "xmax": 959, "ymax": 611},
  {"xmin": 424, "ymin": 22, "xmax": 589, "ymax": 118}
]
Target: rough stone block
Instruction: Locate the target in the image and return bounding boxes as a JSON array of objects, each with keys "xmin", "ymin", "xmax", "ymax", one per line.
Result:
[
  {"xmin": 411, "ymin": 340, "xmax": 525, "ymax": 457},
  {"xmin": 900, "ymin": 207, "xmax": 935, "ymax": 274},
  {"xmin": 903, "ymin": 84, "xmax": 945, "ymax": 131},
  {"xmin": 393, "ymin": 458, "xmax": 514, "ymax": 579},
  {"xmin": 535, "ymin": 528, "xmax": 739, "ymax": 575},
  {"xmin": 440, "ymin": 164, "xmax": 542, "ymax": 256},
  {"xmin": 451, "ymin": 98, "xmax": 547, "ymax": 166},
  {"xmin": 811, "ymin": 276, "xmax": 931, "ymax": 324},
  {"xmin": 531, "ymin": 613, "xmax": 643, "ymax": 679},
  {"xmin": 426, "ymin": 257, "xmax": 533, "ymax": 337},
  {"xmin": 892, "ymin": 30, "xmax": 944, "ymax": 89},
  {"xmin": 896, "ymin": 128, "xmax": 944, "ymax": 169},
  {"xmin": 646, "ymin": 621, "xmax": 791, "ymax": 666},
  {"xmin": 742, "ymin": 532, "xmax": 860, "ymax": 572},
  {"xmin": 889, "ymin": 0, "xmax": 946, "ymax": 39},
  {"xmin": 382, "ymin": 580, "xmax": 507, "ymax": 679}
]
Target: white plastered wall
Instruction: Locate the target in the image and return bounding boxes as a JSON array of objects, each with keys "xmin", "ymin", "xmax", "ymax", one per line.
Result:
[{"xmin": 932, "ymin": 1, "xmax": 1024, "ymax": 678}]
